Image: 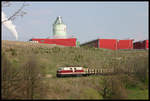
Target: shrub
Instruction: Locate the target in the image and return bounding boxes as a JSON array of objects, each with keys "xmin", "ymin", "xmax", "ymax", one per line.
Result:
[
  {"xmin": 99, "ymin": 76, "xmax": 127, "ymax": 99},
  {"xmin": 2, "ymin": 53, "xmax": 21, "ymax": 99},
  {"xmin": 52, "ymin": 47, "xmax": 61, "ymax": 53},
  {"xmin": 10, "ymin": 48, "xmax": 17, "ymax": 56},
  {"xmin": 20, "ymin": 54, "xmax": 46, "ymax": 99}
]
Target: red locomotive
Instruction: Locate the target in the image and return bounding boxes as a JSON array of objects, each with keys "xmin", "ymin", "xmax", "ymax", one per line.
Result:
[{"xmin": 56, "ymin": 67, "xmax": 86, "ymax": 77}]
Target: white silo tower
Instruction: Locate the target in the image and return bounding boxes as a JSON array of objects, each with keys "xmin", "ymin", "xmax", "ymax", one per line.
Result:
[{"xmin": 53, "ymin": 16, "xmax": 67, "ymax": 39}]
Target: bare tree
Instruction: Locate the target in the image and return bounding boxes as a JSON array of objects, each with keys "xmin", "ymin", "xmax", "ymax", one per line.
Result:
[
  {"xmin": 21, "ymin": 54, "xmax": 45, "ymax": 99},
  {"xmin": 2, "ymin": 1, "xmax": 29, "ymax": 23},
  {"xmin": 99, "ymin": 76, "xmax": 127, "ymax": 99},
  {"xmin": 2, "ymin": 52, "xmax": 22, "ymax": 99}
]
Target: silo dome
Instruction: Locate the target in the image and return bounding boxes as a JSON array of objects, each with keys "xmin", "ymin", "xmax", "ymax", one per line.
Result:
[{"xmin": 53, "ymin": 16, "xmax": 67, "ymax": 38}]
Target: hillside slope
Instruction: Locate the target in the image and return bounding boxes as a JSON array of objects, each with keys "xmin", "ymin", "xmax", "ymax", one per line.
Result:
[{"xmin": 1, "ymin": 40, "xmax": 149, "ymax": 99}]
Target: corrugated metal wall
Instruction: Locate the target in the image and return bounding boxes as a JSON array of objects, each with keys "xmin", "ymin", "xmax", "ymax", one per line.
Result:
[
  {"xmin": 133, "ymin": 40, "xmax": 149, "ymax": 49},
  {"xmin": 81, "ymin": 39, "xmax": 148, "ymax": 50},
  {"xmin": 146, "ymin": 40, "xmax": 149, "ymax": 49},
  {"xmin": 117, "ymin": 40, "xmax": 133, "ymax": 49},
  {"xmin": 133, "ymin": 42, "xmax": 141, "ymax": 49},
  {"xmin": 31, "ymin": 38, "xmax": 76, "ymax": 47},
  {"xmin": 98, "ymin": 39, "xmax": 118, "ymax": 50}
]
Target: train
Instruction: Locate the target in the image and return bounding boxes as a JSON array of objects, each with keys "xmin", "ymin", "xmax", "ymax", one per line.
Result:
[{"xmin": 56, "ymin": 67, "xmax": 115, "ymax": 77}]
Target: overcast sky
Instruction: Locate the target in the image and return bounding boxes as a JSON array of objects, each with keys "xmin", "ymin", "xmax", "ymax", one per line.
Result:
[{"xmin": 2, "ymin": 2, "xmax": 148, "ymax": 43}]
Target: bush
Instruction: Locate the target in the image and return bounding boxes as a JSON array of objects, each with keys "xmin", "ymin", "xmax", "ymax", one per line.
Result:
[
  {"xmin": 20, "ymin": 54, "xmax": 47, "ymax": 99},
  {"xmin": 52, "ymin": 47, "xmax": 61, "ymax": 53},
  {"xmin": 127, "ymin": 56, "xmax": 148, "ymax": 84},
  {"xmin": 80, "ymin": 87, "xmax": 102, "ymax": 99},
  {"xmin": 10, "ymin": 48, "xmax": 17, "ymax": 56},
  {"xmin": 2, "ymin": 53, "xmax": 21, "ymax": 99},
  {"xmin": 99, "ymin": 76, "xmax": 127, "ymax": 99}
]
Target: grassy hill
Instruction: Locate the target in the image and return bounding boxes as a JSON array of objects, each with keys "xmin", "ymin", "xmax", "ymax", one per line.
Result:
[{"xmin": 1, "ymin": 40, "xmax": 149, "ymax": 99}]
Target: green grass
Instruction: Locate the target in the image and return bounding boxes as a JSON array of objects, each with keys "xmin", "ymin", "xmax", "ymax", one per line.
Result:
[{"xmin": 127, "ymin": 87, "xmax": 148, "ymax": 99}]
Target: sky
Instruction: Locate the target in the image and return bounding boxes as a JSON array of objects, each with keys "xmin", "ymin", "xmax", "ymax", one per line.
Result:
[{"xmin": 2, "ymin": 2, "xmax": 149, "ymax": 44}]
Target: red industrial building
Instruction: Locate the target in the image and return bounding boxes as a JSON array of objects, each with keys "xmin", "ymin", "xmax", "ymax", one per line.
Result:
[
  {"xmin": 81, "ymin": 39, "xmax": 118, "ymax": 50},
  {"xmin": 117, "ymin": 39, "xmax": 134, "ymax": 50},
  {"xmin": 81, "ymin": 39, "xmax": 136, "ymax": 50},
  {"xmin": 133, "ymin": 40, "xmax": 149, "ymax": 49},
  {"xmin": 99, "ymin": 39, "xmax": 118, "ymax": 50},
  {"xmin": 30, "ymin": 38, "xmax": 77, "ymax": 47}
]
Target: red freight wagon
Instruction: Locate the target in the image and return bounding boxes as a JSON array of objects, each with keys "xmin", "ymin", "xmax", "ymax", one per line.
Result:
[
  {"xmin": 133, "ymin": 40, "xmax": 149, "ymax": 49},
  {"xmin": 31, "ymin": 38, "xmax": 76, "ymax": 47},
  {"xmin": 117, "ymin": 40, "xmax": 133, "ymax": 50},
  {"xmin": 98, "ymin": 39, "xmax": 118, "ymax": 50}
]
